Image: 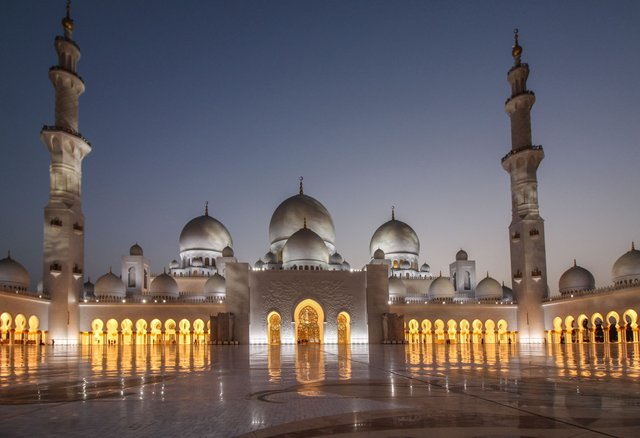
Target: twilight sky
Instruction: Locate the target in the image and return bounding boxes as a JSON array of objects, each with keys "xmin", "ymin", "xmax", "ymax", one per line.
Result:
[{"xmin": 1, "ymin": 1, "xmax": 639, "ymax": 294}]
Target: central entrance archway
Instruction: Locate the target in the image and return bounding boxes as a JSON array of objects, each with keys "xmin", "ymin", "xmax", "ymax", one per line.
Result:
[{"xmin": 294, "ymin": 299, "xmax": 324, "ymax": 344}]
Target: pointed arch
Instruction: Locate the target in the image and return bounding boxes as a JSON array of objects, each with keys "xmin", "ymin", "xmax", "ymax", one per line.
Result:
[
  {"xmin": 294, "ymin": 299, "xmax": 324, "ymax": 344},
  {"xmin": 337, "ymin": 311, "xmax": 351, "ymax": 344}
]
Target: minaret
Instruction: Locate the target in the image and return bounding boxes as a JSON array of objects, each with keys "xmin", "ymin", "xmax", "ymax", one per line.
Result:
[
  {"xmin": 501, "ymin": 30, "xmax": 547, "ymax": 343},
  {"xmin": 41, "ymin": 1, "xmax": 91, "ymax": 344}
]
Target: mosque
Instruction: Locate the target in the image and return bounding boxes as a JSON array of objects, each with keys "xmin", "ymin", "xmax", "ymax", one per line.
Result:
[{"xmin": 1, "ymin": 5, "xmax": 639, "ymax": 347}]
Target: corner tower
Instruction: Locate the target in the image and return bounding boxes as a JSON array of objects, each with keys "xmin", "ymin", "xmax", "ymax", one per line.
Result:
[
  {"xmin": 41, "ymin": 2, "xmax": 91, "ymax": 344},
  {"xmin": 501, "ymin": 30, "xmax": 547, "ymax": 343}
]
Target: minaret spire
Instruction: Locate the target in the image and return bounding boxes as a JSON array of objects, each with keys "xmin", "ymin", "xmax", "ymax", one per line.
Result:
[
  {"xmin": 391, "ymin": 205, "xmax": 395, "ymax": 220},
  {"xmin": 299, "ymin": 176, "xmax": 304, "ymax": 195},
  {"xmin": 205, "ymin": 201, "xmax": 209, "ymax": 216},
  {"xmin": 502, "ymin": 30, "xmax": 547, "ymax": 343}
]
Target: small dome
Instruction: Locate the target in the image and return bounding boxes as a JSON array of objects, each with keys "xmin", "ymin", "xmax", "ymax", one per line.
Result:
[
  {"xmin": 254, "ymin": 259, "xmax": 265, "ymax": 269},
  {"xmin": 282, "ymin": 227, "xmax": 329, "ymax": 267},
  {"xmin": 269, "ymin": 192, "xmax": 335, "ymax": 253},
  {"xmin": 559, "ymin": 261, "xmax": 595, "ymax": 294},
  {"xmin": 612, "ymin": 243, "xmax": 640, "ymax": 285},
  {"xmin": 456, "ymin": 249, "xmax": 468, "ymax": 261},
  {"xmin": 129, "ymin": 243, "xmax": 143, "ymax": 256},
  {"xmin": 373, "ymin": 248, "xmax": 385, "ymax": 260},
  {"xmin": 204, "ymin": 273, "xmax": 225, "ymax": 296},
  {"xmin": 420, "ymin": 263, "xmax": 430, "ymax": 272},
  {"xmin": 400, "ymin": 260, "xmax": 411, "ymax": 269},
  {"xmin": 502, "ymin": 283, "xmax": 514, "ymax": 302},
  {"xmin": 222, "ymin": 245, "xmax": 234, "ymax": 258},
  {"xmin": 179, "ymin": 213, "xmax": 232, "ymax": 253},
  {"xmin": 429, "ymin": 276, "xmax": 454, "ymax": 299},
  {"xmin": 150, "ymin": 272, "xmax": 179, "ymax": 298},
  {"xmin": 83, "ymin": 279, "xmax": 95, "ymax": 299},
  {"xmin": 95, "ymin": 271, "xmax": 125, "ymax": 298},
  {"xmin": 475, "ymin": 275, "xmax": 503, "ymax": 299},
  {"xmin": 342, "ymin": 260, "xmax": 351, "ymax": 270},
  {"xmin": 389, "ymin": 277, "xmax": 407, "ymax": 297},
  {"xmin": 369, "ymin": 218, "xmax": 419, "ymax": 259},
  {"xmin": 263, "ymin": 251, "xmax": 277, "ymax": 264},
  {"xmin": 169, "ymin": 259, "xmax": 179, "ymax": 269},
  {"xmin": 0, "ymin": 253, "xmax": 29, "ymax": 290},
  {"xmin": 330, "ymin": 252, "xmax": 343, "ymax": 264}
]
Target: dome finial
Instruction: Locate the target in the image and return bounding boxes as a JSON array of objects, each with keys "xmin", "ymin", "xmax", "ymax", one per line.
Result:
[
  {"xmin": 299, "ymin": 176, "xmax": 304, "ymax": 195},
  {"xmin": 486, "ymin": 271, "xmax": 490, "ymax": 278},
  {"xmin": 573, "ymin": 259, "xmax": 577, "ymax": 267},
  {"xmin": 7, "ymin": 250, "xmax": 11, "ymax": 259},
  {"xmin": 62, "ymin": 0, "xmax": 74, "ymax": 35},
  {"xmin": 205, "ymin": 201, "xmax": 209, "ymax": 216},
  {"xmin": 632, "ymin": 241, "xmax": 636, "ymax": 251},
  {"xmin": 512, "ymin": 28, "xmax": 522, "ymax": 64},
  {"xmin": 391, "ymin": 205, "xmax": 395, "ymax": 220},
  {"xmin": 303, "ymin": 217, "xmax": 307, "ymax": 229}
]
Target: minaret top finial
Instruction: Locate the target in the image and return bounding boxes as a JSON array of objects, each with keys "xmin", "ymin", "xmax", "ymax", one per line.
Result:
[
  {"xmin": 391, "ymin": 205, "xmax": 395, "ymax": 220},
  {"xmin": 512, "ymin": 28, "xmax": 522, "ymax": 64},
  {"xmin": 7, "ymin": 250, "xmax": 11, "ymax": 259},
  {"xmin": 632, "ymin": 241, "xmax": 636, "ymax": 251},
  {"xmin": 299, "ymin": 176, "xmax": 304, "ymax": 195},
  {"xmin": 62, "ymin": 0, "xmax": 74, "ymax": 35},
  {"xmin": 205, "ymin": 201, "xmax": 209, "ymax": 216}
]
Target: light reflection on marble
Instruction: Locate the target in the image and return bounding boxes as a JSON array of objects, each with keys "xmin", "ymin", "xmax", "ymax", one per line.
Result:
[{"xmin": 0, "ymin": 343, "xmax": 640, "ymax": 436}]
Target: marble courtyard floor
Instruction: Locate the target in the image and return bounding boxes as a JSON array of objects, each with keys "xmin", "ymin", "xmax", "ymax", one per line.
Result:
[{"xmin": 1, "ymin": 343, "xmax": 640, "ymax": 437}]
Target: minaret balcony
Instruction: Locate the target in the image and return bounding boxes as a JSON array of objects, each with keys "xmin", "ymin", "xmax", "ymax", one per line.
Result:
[
  {"xmin": 41, "ymin": 125, "xmax": 92, "ymax": 148},
  {"xmin": 513, "ymin": 270, "xmax": 523, "ymax": 284},
  {"xmin": 504, "ymin": 91, "xmax": 535, "ymax": 114},
  {"xmin": 501, "ymin": 145, "xmax": 543, "ymax": 163},
  {"xmin": 50, "ymin": 217, "xmax": 63, "ymax": 227},
  {"xmin": 511, "ymin": 232, "xmax": 521, "ymax": 243},
  {"xmin": 72, "ymin": 264, "xmax": 83, "ymax": 280},
  {"xmin": 531, "ymin": 268, "xmax": 542, "ymax": 281},
  {"xmin": 73, "ymin": 222, "xmax": 84, "ymax": 234},
  {"xmin": 48, "ymin": 66, "xmax": 84, "ymax": 85},
  {"xmin": 55, "ymin": 35, "xmax": 80, "ymax": 51}
]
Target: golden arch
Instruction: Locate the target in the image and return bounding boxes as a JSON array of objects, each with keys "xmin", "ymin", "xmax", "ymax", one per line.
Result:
[
  {"xmin": 91, "ymin": 319, "xmax": 104, "ymax": 345},
  {"xmin": 135, "ymin": 319, "xmax": 148, "ymax": 344},
  {"xmin": 1, "ymin": 312, "xmax": 12, "ymax": 336},
  {"xmin": 121, "ymin": 319, "xmax": 133, "ymax": 345},
  {"xmin": 434, "ymin": 319, "xmax": 445, "ymax": 344},
  {"xmin": 294, "ymin": 299, "xmax": 324, "ymax": 344},
  {"xmin": 460, "ymin": 319, "xmax": 470, "ymax": 343},
  {"xmin": 193, "ymin": 318, "xmax": 206, "ymax": 345},
  {"xmin": 106, "ymin": 319, "xmax": 119, "ymax": 344},
  {"xmin": 472, "ymin": 319, "xmax": 483, "ymax": 344},
  {"xmin": 150, "ymin": 319, "xmax": 162, "ymax": 344},
  {"xmin": 497, "ymin": 319, "xmax": 508, "ymax": 344},
  {"xmin": 165, "ymin": 319, "xmax": 177, "ymax": 344},
  {"xmin": 484, "ymin": 319, "xmax": 496, "ymax": 344},
  {"xmin": 178, "ymin": 319, "xmax": 191, "ymax": 344},
  {"xmin": 605, "ymin": 310, "xmax": 620, "ymax": 327},
  {"xmin": 337, "ymin": 311, "xmax": 351, "ymax": 344},
  {"xmin": 447, "ymin": 319, "xmax": 457, "ymax": 343},
  {"xmin": 267, "ymin": 311, "xmax": 281, "ymax": 345},
  {"xmin": 14, "ymin": 314, "xmax": 26, "ymax": 332}
]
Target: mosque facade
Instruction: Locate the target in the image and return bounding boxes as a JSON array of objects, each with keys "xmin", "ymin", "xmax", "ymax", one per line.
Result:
[{"xmin": 1, "ymin": 8, "xmax": 640, "ymax": 347}]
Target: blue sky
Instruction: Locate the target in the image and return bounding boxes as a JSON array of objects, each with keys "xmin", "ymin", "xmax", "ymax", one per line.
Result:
[{"xmin": 1, "ymin": 1, "xmax": 639, "ymax": 293}]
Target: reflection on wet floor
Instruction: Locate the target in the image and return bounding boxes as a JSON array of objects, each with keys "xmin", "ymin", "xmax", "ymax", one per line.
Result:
[{"xmin": 1, "ymin": 343, "xmax": 640, "ymax": 436}]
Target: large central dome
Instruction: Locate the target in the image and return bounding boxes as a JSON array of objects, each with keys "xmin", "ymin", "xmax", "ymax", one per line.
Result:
[
  {"xmin": 269, "ymin": 189, "xmax": 335, "ymax": 254},
  {"xmin": 179, "ymin": 213, "xmax": 232, "ymax": 253}
]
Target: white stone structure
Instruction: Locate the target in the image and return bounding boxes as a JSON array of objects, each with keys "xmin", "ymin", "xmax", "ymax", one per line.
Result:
[{"xmin": 1, "ymin": 10, "xmax": 640, "ymax": 347}]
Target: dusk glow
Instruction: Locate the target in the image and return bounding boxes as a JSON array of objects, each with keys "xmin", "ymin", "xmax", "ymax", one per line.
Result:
[{"xmin": 1, "ymin": 1, "xmax": 639, "ymax": 292}]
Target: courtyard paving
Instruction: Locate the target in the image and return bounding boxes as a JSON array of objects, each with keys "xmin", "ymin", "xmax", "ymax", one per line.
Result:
[{"xmin": 1, "ymin": 343, "xmax": 640, "ymax": 437}]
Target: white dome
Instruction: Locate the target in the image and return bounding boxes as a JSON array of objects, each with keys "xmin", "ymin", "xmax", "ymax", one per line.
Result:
[
  {"xmin": 179, "ymin": 213, "xmax": 232, "ymax": 253},
  {"xmin": 330, "ymin": 252, "xmax": 343, "ymax": 264},
  {"xmin": 420, "ymin": 263, "xmax": 430, "ymax": 272},
  {"xmin": 369, "ymin": 218, "xmax": 419, "ymax": 258},
  {"xmin": 612, "ymin": 244, "xmax": 640, "ymax": 285},
  {"xmin": 373, "ymin": 248, "xmax": 385, "ymax": 260},
  {"xmin": 169, "ymin": 259, "xmax": 179, "ymax": 269},
  {"xmin": 263, "ymin": 251, "xmax": 277, "ymax": 264},
  {"xmin": 95, "ymin": 271, "xmax": 125, "ymax": 298},
  {"xmin": 129, "ymin": 243, "xmax": 143, "ymax": 256},
  {"xmin": 502, "ymin": 283, "xmax": 513, "ymax": 301},
  {"xmin": 475, "ymin": 275, "xmax": 503, "ymax": 299},
  {"xmin": 559, "ymin": 262, "xmax": 595, "ymax": 294},
  {"xmin": 342, "ymin": 260, "xmax": 351, "ymax": 270},
  {"xmin": 204, "ymin": 273, "xmax": 225, "ymax": 296},
  {"xmin": 269, "ymin": 192, "xmax": 335, "ymax": 253},
  {"xmin": 282, "ymin": 227, "xmax": 329, "ymax": 268},
  {"xmin": 83, "ymin": 279, "xmax": 95, "ymax": 298},
  {"xmin": 389, "ymin": 277, "xmax": 407, "ymax": 297},
  {"xmin": 222, "ymin": 245, "xmax": 234, "ymax": 258},
  {"xmin": 0, "ymin": 253, "xmax": 29, "ymax": 290},
  {"xmin": 254, "ymin": 259, "xmax": 265, "ymax": 269},
  {"xmin": 429, "ymin": 276, "xmax": 454, "ymax": 299},
  {"xmin": 456, "ymin": 249, "xmax": 468, "ymax": 261},
  {"xmin": 150, "ymin": 272, "xmax": 179, "ymax": 298}
]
